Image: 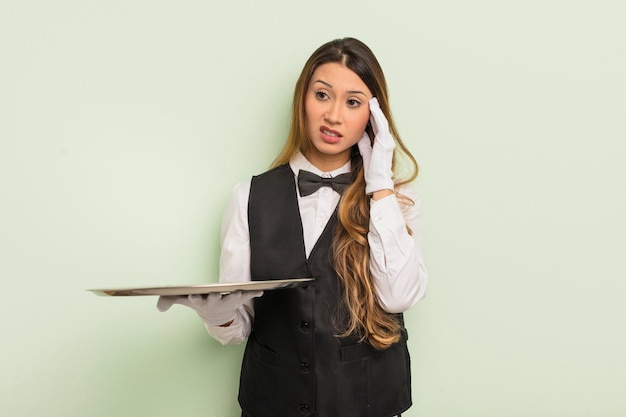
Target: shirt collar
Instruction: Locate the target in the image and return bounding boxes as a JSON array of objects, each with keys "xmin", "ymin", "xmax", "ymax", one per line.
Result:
[{"xmin": 289, "ymin": 152, "xmax": 352, "ymax": 177}]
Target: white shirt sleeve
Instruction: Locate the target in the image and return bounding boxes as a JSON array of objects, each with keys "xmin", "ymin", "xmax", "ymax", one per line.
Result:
[
  {"xmin": 203, "ymin": 181, "xmax": 254, "ymax": 345},
  {"xmin": 368, "ymin": 185, "xmax": 428, "ymax": 313}
]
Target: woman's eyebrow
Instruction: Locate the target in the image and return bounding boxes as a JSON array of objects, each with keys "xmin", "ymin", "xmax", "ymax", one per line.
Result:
[
  {"xmin": 313, "ymin": 79, "xmax": 333, "ymax": 88},
  {"xmin": 313, "ymin": 80, "xmax": 367, "ymax": 97},
  {"xmin": 346, "ymin": 89, "xmax": 367, "ymax": 97}
]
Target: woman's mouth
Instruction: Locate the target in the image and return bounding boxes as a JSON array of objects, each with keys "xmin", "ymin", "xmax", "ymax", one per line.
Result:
[{"xmin": 320, "ymin": 126, "xmax": 342, "ymax": 143}]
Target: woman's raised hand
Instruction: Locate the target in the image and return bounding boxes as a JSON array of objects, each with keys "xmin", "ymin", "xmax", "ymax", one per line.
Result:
[{"xmin": 358, "ymin": 97, "xmax": 395, "ymax": 195}]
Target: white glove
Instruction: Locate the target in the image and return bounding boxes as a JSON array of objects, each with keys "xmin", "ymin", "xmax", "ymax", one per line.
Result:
[
  {"xmin": 358, "ymin": 97, "xmax": 396, "ymax": 195},
  {"xmin": 157, "ymin": 291, "xmax": 263, "ymax": 326}
]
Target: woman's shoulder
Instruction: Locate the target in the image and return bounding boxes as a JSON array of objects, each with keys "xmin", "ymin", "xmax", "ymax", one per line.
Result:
[
  {"xmin": 230, "ymin": 163, "xmax": 292, "ymax": 199},
  {"xmin": 231, "ymin": 179, "xmax": 251, "ymax": 195},
  {"xmin": 252, "ymin": 163, "xmax": 291, "ymax": 178},
  {"xmin": 250, "ymin": 164, "xmax": 293, "ymax": 186}
]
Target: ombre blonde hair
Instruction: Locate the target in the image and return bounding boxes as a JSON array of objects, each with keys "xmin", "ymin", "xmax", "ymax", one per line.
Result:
[{"xmin": 272, "ymin": 38, "xmax": 418, "ymax": 350}]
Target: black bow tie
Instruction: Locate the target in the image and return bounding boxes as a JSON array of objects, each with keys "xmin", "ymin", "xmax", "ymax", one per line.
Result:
[{"xmin": 297, "ymin": 170, "xmax": 353, "ymax": 196}]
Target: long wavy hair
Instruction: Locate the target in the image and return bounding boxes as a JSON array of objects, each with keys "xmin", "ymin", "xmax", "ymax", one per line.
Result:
[{"xmin": 272, "ymin": 38, "xmax": 418, "ymax": 350}]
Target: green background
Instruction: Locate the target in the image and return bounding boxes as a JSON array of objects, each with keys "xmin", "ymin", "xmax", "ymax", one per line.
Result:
[{"xmin": 1, "ymin": 1, "xmax": 625, "ymax": 416}]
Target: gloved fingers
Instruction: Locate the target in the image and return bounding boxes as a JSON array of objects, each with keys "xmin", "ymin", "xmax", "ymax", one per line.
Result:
[
  {"xmin": 160, "ymin": 290, "xmax": 264, "ymax": 315},
  {"xmin": 358, "ymin": 131, "xmax": 372, "ymax": 161},
  {"xmin": 368, "ymin": 97, "xmax": 388, "ymax": 136},
  {"xmin": 218, "ymin": 290, "xmax": 264, "ymax": 304},
  {"xmin": 239, "ymin": 290, "xmax": 264, "ymax": 302},
  {"xmin": 188, "ymin": 293, "xmax": 219, "ymax": 308},
  {"xmin": 368, "ymin": 98, "xmax": 395, "ymax": 151},
  {"xmin": 186, "ymin": 291, "xmax": 262, "ymax": 308},
  {"xmin": 157, "ymin": 295, "xmax": 188, "ymax": 312}
]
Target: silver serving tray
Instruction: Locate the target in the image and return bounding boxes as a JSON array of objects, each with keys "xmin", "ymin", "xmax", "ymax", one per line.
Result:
[{"xmin": 88, "ymin": 278, "xmax": 314, "ymax": 297}]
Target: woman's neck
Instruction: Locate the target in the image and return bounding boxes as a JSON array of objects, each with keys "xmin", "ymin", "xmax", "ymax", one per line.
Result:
[{"xmin": 303, "ymin": 150, "xmax": 351, "ymax": 173}]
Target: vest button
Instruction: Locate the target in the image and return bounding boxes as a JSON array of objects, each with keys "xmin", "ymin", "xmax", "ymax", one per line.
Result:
[
  {"xmin": 300, "ymin": 321, "xmax": 310, "ymax": 331},
  {"xmin": 300, "ymin": 362, "xmax": 310, "ymax": 372},
  {"xmin": 299, "ymin": 403, "xmax": 309, "ymax": 413}
]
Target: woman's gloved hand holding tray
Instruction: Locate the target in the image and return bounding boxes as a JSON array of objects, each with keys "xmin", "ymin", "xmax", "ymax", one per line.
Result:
[{"xmin": 88, "ymin": 278, "xmax": 314, "ymax": 297}]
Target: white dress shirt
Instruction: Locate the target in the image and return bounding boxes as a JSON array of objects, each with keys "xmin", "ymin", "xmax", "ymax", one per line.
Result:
[{"xmin": 206, "ymin": 152, "xmax": 428, "ymax": 344}]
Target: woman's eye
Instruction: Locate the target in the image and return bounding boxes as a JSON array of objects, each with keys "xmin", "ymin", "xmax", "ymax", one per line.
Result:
[
  {"xmin": 315, "ymin": 91, "xmax": 329, "ymax": 100},
  {"xmin": 347, "ymin": 99, "xmax": 361, "ymax": 107}
]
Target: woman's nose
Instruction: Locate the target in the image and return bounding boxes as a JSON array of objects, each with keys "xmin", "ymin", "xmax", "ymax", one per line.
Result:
[{"xmin": 324, "ymin": 102, "xmax": 342, "ymax": 124}]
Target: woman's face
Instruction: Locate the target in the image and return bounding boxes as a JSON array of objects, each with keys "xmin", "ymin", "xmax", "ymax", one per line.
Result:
[{"xmin": 304, "ymin": 62, "xmax": 373, "ymax": 171}]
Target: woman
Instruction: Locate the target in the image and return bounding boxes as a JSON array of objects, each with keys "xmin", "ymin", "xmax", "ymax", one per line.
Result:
[{"xmin": 158, "ymin": 37, "xmax": 428, "ymax": 417}]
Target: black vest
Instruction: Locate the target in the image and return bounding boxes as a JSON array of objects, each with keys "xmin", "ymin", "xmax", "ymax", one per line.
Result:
[{"xmin": 238, "ymin": 164, "xmax": 412, "ymax": 417}]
